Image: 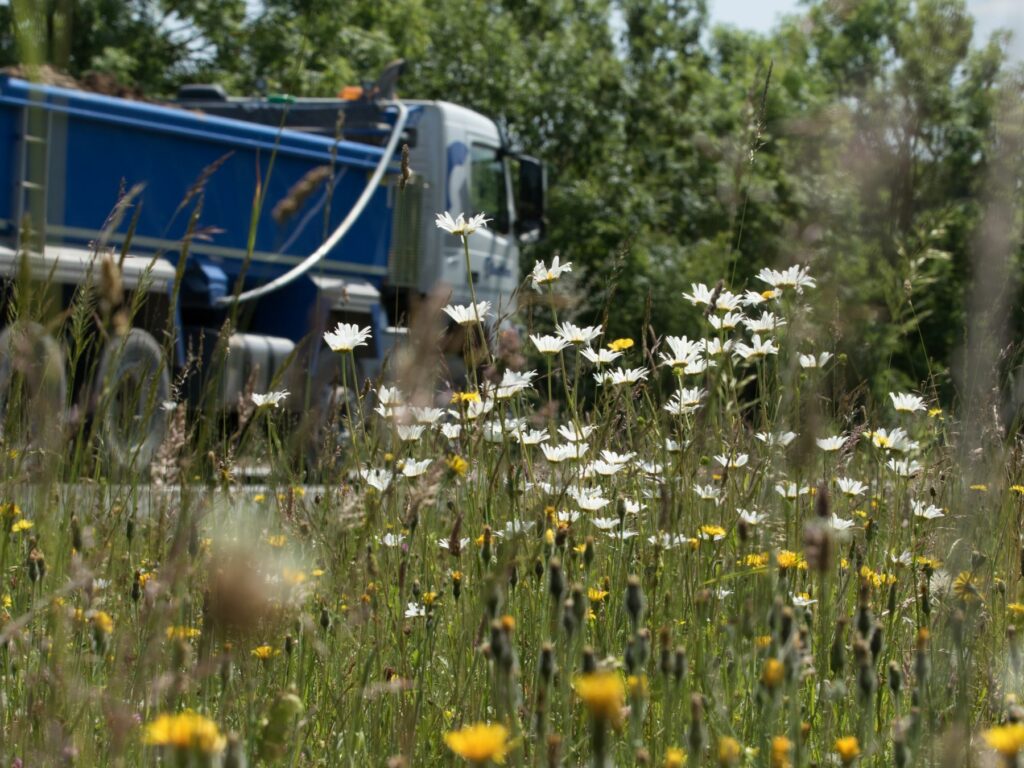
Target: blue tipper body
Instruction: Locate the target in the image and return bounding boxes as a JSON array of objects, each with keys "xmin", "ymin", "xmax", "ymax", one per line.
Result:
[{"xmin": 0, "ymin": 75, "xmax": 398, "ymax": 347}]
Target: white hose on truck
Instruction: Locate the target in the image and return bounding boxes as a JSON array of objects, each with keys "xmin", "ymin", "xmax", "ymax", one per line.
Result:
[{"xmin": 215, "ymin": 100, "xmax": 409, "ymax": 306}]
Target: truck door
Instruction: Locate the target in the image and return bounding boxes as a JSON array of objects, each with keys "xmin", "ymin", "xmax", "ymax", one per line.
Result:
[{"xmin": 465, "ymin": 139, "xmax": 517, "ymax": 315}]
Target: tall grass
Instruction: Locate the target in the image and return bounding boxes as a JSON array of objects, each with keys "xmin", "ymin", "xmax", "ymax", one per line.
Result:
[{"xmin": 1, "ymin": 235, "xmax": 1023, "ymax": 768}]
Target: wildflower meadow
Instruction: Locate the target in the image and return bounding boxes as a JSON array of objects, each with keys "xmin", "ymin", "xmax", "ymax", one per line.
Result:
[{"xmin": 3, "ymin": 208, "xmax": 1024, "ymax": 768}]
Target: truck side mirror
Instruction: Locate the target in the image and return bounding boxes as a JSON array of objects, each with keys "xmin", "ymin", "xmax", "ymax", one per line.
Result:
[{"xmin": 514, "ymin": 155, "xmax": 546, "ymax": 243}]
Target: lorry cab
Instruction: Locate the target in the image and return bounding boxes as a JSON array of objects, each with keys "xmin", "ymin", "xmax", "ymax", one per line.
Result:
[{"xmin": 177, "ymin": 71, "xmax": 547, "ymax": 333}]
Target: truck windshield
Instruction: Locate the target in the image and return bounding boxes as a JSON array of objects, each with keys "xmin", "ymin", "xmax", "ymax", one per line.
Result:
[{"xmin": 470, "ymin": 144, "xmax": 509, "ymax": 234}]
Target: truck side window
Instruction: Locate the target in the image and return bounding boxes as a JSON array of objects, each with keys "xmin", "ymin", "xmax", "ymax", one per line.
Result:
[{"xmin": 470, "ymin": 144, "xmax": 509, "ymax": 234}]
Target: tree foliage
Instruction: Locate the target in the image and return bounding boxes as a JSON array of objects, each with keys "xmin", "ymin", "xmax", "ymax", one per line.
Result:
[{"xmin": 3, "ymin": 0, "xmax": 1023, "ymax": 403}]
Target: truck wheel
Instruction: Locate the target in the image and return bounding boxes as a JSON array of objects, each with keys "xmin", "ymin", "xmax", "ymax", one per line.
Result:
[
  {"xmin": 95, "ymin": 328, "xmax": 170, "ymax": 471},
  {"xmin": 0, "ymin": 321, "xmax": 67, "ymax": 451}
]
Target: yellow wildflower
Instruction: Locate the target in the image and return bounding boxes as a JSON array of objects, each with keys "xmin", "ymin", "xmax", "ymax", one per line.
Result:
[
  {"xmin": 443, "ymin": 722, "xmax": 509, "ymax": 764},
  {"xmin": 144, "ymin": 711, "xmax": 226, "ymax": 754},
  {"xmin": 770, "ymin": 736, "xmax": 793, "ymax": 768},
  {"xmin": 970, "ymin": 484, "xmax": 989, "ymax": 492},
  {"xmin": 0, "ymin": 502, "xmax": 20, "ymax": 517},
  {"xmin": 588, "ymin": 587, "xmax": 609, "ymax": 603},
  {"xmin": 627, "ymin": 674, "xmax": 649, "ymax": 697},
  {"xmin": 608, "ymin": 338, "xmax": 634, "ymax": 352},
  {"xmin": 984, "ymin": 723, "xmax": 1024, "ymax": 757},
  {"xmin": 166, "ymin": 626, "xmax": 202, "ymax": 641},
  {"xmin": 1012, "ymin": 485, "xmax": 1024, "ymax": 495},
  {"xmin": 91, "ymin": 611, "xmax": 114, "ymax": 635},
  {"xmin": 251, "ymin": 644, "xmax": 280, "ymax": 661},
  {"xmin": 447, "ymin": 455, "xmax": 469, "ymax": 477},
  {"xmin": 664, "ymin": 747, "xmax": 687, "ymax": 767},
  {"xmin": 761, "ymin": 658, "xmax": 785, "ymax": 689},
  {"xmin": 743, "ymin": 553, "xmax": 769, "ymax": 568},
  {"xmin": 717, "ymin": 736, "xmax": 741, "ymax": 766},
  {"xmin": 575, "ymin": 670, "xmax": 625, "ymax": 725},
  {"xmin": 266, "ymin": 534, "xmax": 287, "ymax": 548},
  {"xmin": 776, "ymin": 551, "xmax": 803, "ymax": 570},
  {"xmin": 451, "ymin": 391, "xmax": 482, "ymax": 404},
  {"xmin": 953, "ymin": 571, "xmax": 982, "ymax": 602},
  {"xmin": 835, "ymin": 736, "xmax": 860, "ymax": 764},
  {"xmin": 10, "ymin": 519, "xmax": 33, "ymax": 533}
]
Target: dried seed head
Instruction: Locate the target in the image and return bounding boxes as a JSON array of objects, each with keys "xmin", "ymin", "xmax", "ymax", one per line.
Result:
[
  {"xmin": 548, "ymin": 558, "xmax": 564, "ymax": 601},
  {"xmin": 625, "ymin": 575, "xmax": 644, "ymax": 626}
]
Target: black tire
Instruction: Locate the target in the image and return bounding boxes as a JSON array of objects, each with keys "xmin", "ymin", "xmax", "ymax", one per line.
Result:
[
  {"xmin": 0, "ymin": 321, "xmax": 67, "ymax": 452},
  {"xmin": 95, "ymin": 328, "xmax": 170, "ymax": 471}
]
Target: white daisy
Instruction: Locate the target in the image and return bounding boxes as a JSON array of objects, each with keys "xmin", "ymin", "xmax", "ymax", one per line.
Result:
[
  {"xmin": 836, "ymin": 477, "xmax": 868, "ymax": 497},
  {"xmin": 912, "ymin": 500, "xmax": 944, "ymax": 520},
  {"xmin": 435, "ymin": 210, "xmax": 490, "ymax": 237},
  {"xmin": 442, "ymin": 301, "xmax": 491, "ymax": 326},
  {"xmin": 816, "ymin": 435, "xmax": 846, "ymax": 452},
  {"xmin": 251, "ymin": 390, "xmax": 289, "ymax": 409},
  {"xmin": 799, "ymin": 352, "xmax": 833, "ymax": 369},
  {"xmin": 530, "ymin": 334, "xmax": 570, "ymax": 355},
  {"xmin": 889, "ymin": 392, "xmax": 927, "ymax": 414},
  {"xmin": 324, "ymin": 322, "xmax": 372, "ymax": 352},
  {"xmin": 399, "ymin": 458, "xmax": 433, "ymax": 478},
  {"xmin": 556, "ymin": 322, "xmax": 603, "ymax": 346},
  {"xmin": 530, "ymin": 255, "xmax": 573, "ymax": 290}
]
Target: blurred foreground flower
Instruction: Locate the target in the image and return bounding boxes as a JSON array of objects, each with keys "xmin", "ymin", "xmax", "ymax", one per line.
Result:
[
  {"xmin": 144, "ymin": 711, "xmax": 226, "ymax": 756},
  {"xmin": 251, "ymin": 390, "xmax": 289, "ymax": 409},
  {"xmin": 443, "ymin": 722, "xmax": 509, "ymax": 765}
]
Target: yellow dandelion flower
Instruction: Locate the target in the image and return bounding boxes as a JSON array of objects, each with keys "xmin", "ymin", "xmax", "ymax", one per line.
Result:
[
  {"xmin": 10, "ymin": 519, "xmax": 33, "ymax": 533},
  {"xmin": 717, "ymin": 736, "xmax": 741, "ymax": 766},
  {"xmin": 1, "ymin": 594, "xmax": 11, "ymax": 609},
  {"xmin": 835, "ymin": 736, "xmax": 861, "ymax": 764},
  {"xmin": 588, "ymin": 587, "xmax": 609, "ymax": 603},
  {"xmin": 664, "ymin": 747, "xmax": 688, "ymax": 767},
  {"xmin": 253, "ymin": 493, "xmax": 266, "ymax": 503},
  {"xmin": 423, "ymin": 591, "xmax": 439, "ymax": 607},
  {"xmin": 985, "ymin": 723, "xmax": 1024, "ymax": 757},
  {"xmin": 776, "ymin": 551, "xmax": 802, "ymax": 570},
  {"xmin": 699, "ymin": 524, "xmax": 726, "ymax": 539},
  {"xmin": 970, "ymin": 484, "xmax": 989, "ymax": 492},
  {"xmin": 0, "ymin": 502, "xmax": 20, "ymax": 517},
  {"xmin": 144, "ymin": 711, "xmax": 226, "ymax": 754},
  {"xmin": 443, "ymin": 722, "xmax": 509, "ymax": 764},
  {"xmin": 451, "ymin": 391, "xmax": 482, "ymax": 404},
  {"xmin": 953, "ymin": 571, "xmax": 982, "ymax": 602},
  {"xmin": 91, "ymin": 611, "xmax": 114, "ymax": 635},
  {"xmin": 447, "ymin": 455, "xmax": 469, "ymax": 477},
  {"xmin": 1012, "ymin": 485, "xmax": 1024, "ymax": 495},
  {"xmin": 761, "ymin": 658, "xmax": 785, "ymax": 689},
  {"xmin": 1009, "ymin": 603, "xmax": 1024, "ymax": 622},
  {"xmin": 743, "ymin": 553, "xmax": 769, "ymax": 568},
  {"xmin": 627, "ymin": 674, "xmax": 649, "ymax": 697},
  {"xmin": 928, "ymin": 407, "xmax": 943, "ymax": 418},
  {"xmin": 251, "ymin": 644, "xmax": 280, "ymax": 661},
  {"xmin": 754, "ymin": 635, "xmax": 772, "ymax": 649},
  {"xmin": 575, "ymin": 670, "xmax": 626, "ymax": 725},
  {"xmin": 166, "ymin": 626, "xmax": 201, "ymax": 641},
  {"xmin": 770, "ymin": 736, "xmax": 793, "ymax": 768},
  {"xmin": 608, "ymin": 338, "xmax": 634, "ymax": 352}
]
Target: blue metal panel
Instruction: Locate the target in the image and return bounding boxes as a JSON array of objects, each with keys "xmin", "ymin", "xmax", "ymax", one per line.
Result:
[{"xmin": 0, "ymin": 77, "xmax": 397, "ymax": 303}]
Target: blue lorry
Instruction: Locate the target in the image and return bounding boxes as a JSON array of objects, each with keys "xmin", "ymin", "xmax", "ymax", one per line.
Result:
[{"xmin": 0, "ymin": 64, "xmax": 545, "ymax": 469}]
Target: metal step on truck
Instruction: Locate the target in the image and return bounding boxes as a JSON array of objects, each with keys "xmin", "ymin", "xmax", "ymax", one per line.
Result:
[{"xmin": 0, "ymin": 61, "xmax": 546, "ymax": 473}]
